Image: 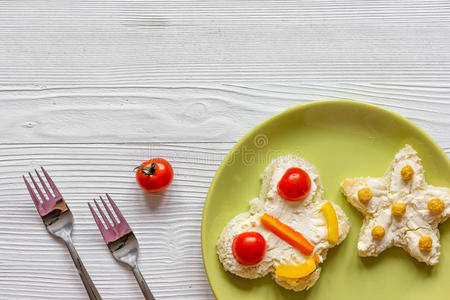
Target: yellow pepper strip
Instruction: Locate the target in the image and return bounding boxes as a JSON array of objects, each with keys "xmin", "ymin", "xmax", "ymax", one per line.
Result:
[
  {"xmin": 321, "ymin": 202, "xmax": 339, "ymax": 244},
  {"xmin": 275, "ymin": 258, "xmax": 317, "ymax": 279}
]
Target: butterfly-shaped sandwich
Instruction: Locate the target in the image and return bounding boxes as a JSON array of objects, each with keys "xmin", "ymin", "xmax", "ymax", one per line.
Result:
[{"xmin": 217, "ymin": 155, "xmax": 350, "ymax": 291}]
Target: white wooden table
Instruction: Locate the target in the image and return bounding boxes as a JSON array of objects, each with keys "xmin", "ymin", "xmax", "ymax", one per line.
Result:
[{"xmin": 0, "ymin": 1, "xmax": 449, "ymax": 299}]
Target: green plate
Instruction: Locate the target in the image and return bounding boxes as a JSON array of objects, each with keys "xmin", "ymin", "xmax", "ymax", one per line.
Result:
[{"xmin": 201, "ymin": 100, "xmax": 450, "ymax": 300}]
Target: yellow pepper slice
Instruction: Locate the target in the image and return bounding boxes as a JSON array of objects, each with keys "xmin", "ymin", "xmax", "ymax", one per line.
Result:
[
  {"xmin": 275, "ymin": 258, "xmax": 316, "ymax": 279},
  {"xmin": 321, "ymin": 201, "xmax": 339, "ymax": 244}
]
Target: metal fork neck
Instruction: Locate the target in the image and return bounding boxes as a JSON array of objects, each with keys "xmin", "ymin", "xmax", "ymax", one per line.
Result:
[
  {"xmin": 132, "ymin": 266, "xmax": 155, "ymax": 300},
  {"xmin": 65, "ymin": 241, "xmax": 102, "ymax": 300}
]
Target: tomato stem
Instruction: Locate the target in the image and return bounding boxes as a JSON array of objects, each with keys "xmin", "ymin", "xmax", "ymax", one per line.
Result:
[{"xmin": 134, "ymin": 163, "xmax": 157, "ymax": 176}]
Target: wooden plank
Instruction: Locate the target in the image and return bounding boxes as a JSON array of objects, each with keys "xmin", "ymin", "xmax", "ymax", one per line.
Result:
[
  {"xmin": 0, "ymin": 1, "xmax": 449, "ymax": 84},
  {"xmin": 0, "ymin": 83, "xmax": 448, "ymax": 146}
]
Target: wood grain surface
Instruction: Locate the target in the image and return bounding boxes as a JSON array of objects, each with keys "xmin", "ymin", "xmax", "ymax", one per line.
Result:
[
  {"xmin": 0, "ymin": 143, "xmax": 229, "ymax": 299},
  {"xmin": 0, "ymin": 1, "xmax": 449, "ymax": 299},
  {"xmin": 0, "ymin": 1, "xmax": 449, "ymax": 84},
  {"xmin": 1, "ymin": 83, "xmax": 449, "ymax": 145},
  {"xmin": 0, "ymin": 84, "xmax": 448, "ymax": 299}
]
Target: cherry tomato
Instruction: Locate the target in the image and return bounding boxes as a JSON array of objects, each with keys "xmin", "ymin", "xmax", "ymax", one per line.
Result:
[
  {"xmin": 135, "ymin": 158, "xmax": 173, "ymax": 192},
  {"xmin": 277, "ymin": 167, "xmax": 311, "ymax": 201},
  {"xmin": 232, "ymin": 232, "xmax": 266, "ymax": 265}
]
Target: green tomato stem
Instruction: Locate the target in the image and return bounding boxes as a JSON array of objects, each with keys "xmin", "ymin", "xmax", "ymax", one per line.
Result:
[{"xmin": 134, "ymin": 163, "xmax": 156, "ymax": 176}]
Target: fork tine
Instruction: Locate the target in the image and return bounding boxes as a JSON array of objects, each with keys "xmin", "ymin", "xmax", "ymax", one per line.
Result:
[
  {"xmin": 94, "ymin": 199, "xmax": 112, "ymax": 229},
  {"xmin": 34, "ymin": 170, "xmax": 52, "ymax": 200},
  {"xmin": 41, "ymin": 167, "xmax": 61, "ymax": 197},
  {"xmin": 23, "ymin": 175, "xmax": 43, "ymax": 213},
  {"xmin": 88, "ymin": 203, "xmax": 108, "ymax": 236},
  {"xmin": 106, "ymin": 193, "xmax": 129, "ymax": 226},
  {"xmin": 28, "ymin": 172, "xmax": 46, "ymax": 202},
  {"xmin": 100, "ymin": 196, "xmax": 118, "ymax": 226}
]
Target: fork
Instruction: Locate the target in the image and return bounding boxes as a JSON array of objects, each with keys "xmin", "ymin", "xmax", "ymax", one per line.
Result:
[
  {"xmin": 88, "ymin": 194, "xmax": 155, "ymax": 300},
  {"xmin": 23, "ymin": 167, "xmax": 102, "ymax": 300}
]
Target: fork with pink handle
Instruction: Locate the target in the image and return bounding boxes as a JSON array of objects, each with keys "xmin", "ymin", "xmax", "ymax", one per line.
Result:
[
  {"xmin": 88, "ymin": 194, "xmax": 155, "ymax": 300},
  {"xmin": 23, "ymin": 168, "xmax": 102, "ymax": 300}
]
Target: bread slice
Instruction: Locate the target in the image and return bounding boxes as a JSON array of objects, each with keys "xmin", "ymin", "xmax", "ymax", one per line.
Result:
[{"xmin": 216, "ymin": 155, "xmax": 350, "ymax": 291}]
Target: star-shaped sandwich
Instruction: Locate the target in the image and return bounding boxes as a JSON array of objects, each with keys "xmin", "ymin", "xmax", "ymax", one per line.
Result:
[{"xmin": 341, "ymin": 144, "xmax": 450, "ymax": 265}]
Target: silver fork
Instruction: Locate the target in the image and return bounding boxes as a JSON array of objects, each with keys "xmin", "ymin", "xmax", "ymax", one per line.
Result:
[
  {"xmin": 88, "ymin": 194, "xmax": 155, "ymax": 300},
  {"xmin": 23, "ymin": 167, "xmax": 102, "ymax": 300}
]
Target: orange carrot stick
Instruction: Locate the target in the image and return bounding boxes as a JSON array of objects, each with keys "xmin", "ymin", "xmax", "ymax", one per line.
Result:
[
  {"xmin": 314, "ymin": 252, "xmax": 320, "ymax": 263},
  {"xmin": 261, "ymin": 213, "xmax": 315, "ymax": 256}
]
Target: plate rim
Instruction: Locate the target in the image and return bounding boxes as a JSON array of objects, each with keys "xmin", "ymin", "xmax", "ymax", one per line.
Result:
[{"xmin": 200, "ymin": 99, "xmax": 450, "ymax": 298}]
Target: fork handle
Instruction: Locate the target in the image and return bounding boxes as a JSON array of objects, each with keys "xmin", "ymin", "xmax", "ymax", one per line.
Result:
[
  {"xmin": 132, "ymin": 266, "xmax": 155, "ymax": 300},
  {"xmin": 65, "ymin": 241, "xmax": 102, "ymax": 300}
]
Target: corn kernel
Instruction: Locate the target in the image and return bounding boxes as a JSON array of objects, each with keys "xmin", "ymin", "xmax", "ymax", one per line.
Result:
[
  {"xmin": 419, "ymin": 236, "xmax": 433, "ymax": 252},
  {"xmin": 401, "ymin": 165, "xmax": 414, "ymax": 181},
  {"xmin": 391, "ymin": 202, "xmax": 406, "ymax": 216},
  {"xmin": 358, "ymin": 188, "xmax": 372, "ymax": 204},
  {"xmin": 371, "ymin": 226, "xmax": 385, "ymax": 240},
  {"xmin": 427, "ymin": 198, "xmax": 445, "ymax": 214}
]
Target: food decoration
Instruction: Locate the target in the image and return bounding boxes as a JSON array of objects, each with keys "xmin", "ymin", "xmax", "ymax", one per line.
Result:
[
  {"xmin": 391, "ymin": 202, "xmax": 406, "ymax": 216},
  {"xmin": 357, "ymin": 187, "xmax": 372, "ymax": 204},
  {"xmin": 428, "ymin": 198, "xmax": 445, "ymax": 214},
  {"xmin": 277, "ymin": 167, "xmax": 311, "ymax": 201},
  {"xmin": 217, "ymin": 155, "xmax": 350, "ymax": 291},
  {"xmin": 371, "ymin": 226, "xmax": 385, "ymax": 240},
  {"xmin": 275, "ymin": 258, "xmax": 317, "ymax": 279},
  {"xmin": 232, "ymin": 231, "xmax": 266, "ymax": 265},
  {"xmin": 341, "ymin": 145, "xmax": 450, "ymax": 265},
  {"xmin": 321, "ymin": 202, "xmax": 339, "ymax": 244},
  {"xmin": 418, "ymin": 236, "xmax": 433, "ymax": 252},
  {"xmin": 261, "ymin": 213, "xmax": 315, "ymax": 256}
]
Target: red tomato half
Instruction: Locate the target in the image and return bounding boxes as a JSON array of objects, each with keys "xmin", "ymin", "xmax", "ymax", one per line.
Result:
[
  {"xmin": 232, "ymin": 232, "xmax": 266, "ymax": 265},
  {"xmin": 277, "ymin": 167, "xmax": 311, "ymax": 201},
  {"xmin": 135, "ymin": 158, "xmax": 173, "ymax": 192}
]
